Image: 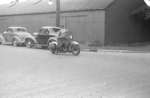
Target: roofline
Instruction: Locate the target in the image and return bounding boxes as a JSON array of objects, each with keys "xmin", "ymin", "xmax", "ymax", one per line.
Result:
[
  {"xmin": 8, "ymin": 26, "xmax": 27, "ymax": 28},
  {"xmin": 0, "ymin": 9, "xmax": 105, "ymax": 17},
  {"xmin": 105, "ymin": 0, "xmax": 116, "ymax": 9},
  {"xmin": 42, "ymin": 26, "xmax": 61, "ymax": 28}
]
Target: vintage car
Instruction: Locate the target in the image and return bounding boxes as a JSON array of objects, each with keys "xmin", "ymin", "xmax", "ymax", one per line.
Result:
[
  {"xmin": 25, "ymin": 26, "xmax": 62, "ymax": 48},
  {"xmin": 0, "ymin": 26, "xmax": 34, "ymax": 46}
]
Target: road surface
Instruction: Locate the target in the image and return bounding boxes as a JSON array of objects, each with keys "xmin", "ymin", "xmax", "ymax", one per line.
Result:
[{"xmin": 0, "ymin": 45, "xmax": 150, "ymax": 98}]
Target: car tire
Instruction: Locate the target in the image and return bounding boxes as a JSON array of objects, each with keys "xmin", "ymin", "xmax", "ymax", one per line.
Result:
[
  {"xmin": 0, "ymin": 37, "xmax": 5, "ymax": 45},
  {"xmin": 25, "ymin": 39, "xmax": 34, "ymax": 48},
  {"xmin": 12, "ymin": 39, "xmax": 19, "ymax": 47},
  {"xmin": 48, "ymin": 41, "xmax": 57, "ymax": 54}
]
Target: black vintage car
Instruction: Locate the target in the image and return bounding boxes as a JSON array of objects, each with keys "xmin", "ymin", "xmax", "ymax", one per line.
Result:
[{"xmin": 25, "ymin": 26, "xmax": 61, "ymax": 48}]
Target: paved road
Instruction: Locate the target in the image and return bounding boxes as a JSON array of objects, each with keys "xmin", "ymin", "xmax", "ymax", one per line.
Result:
[{"xmin": 0, "ymin": 45, "xmax": 150, "ymax": 98}]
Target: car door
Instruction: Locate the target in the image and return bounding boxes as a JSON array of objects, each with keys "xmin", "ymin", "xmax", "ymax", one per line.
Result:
[
  {"xmin": 6, "ymin": 28, "xmax": 14, "ymax": 42},
  {"xmin": 36, "ymin": 28, "xmax": 49, "ymax": 44}
]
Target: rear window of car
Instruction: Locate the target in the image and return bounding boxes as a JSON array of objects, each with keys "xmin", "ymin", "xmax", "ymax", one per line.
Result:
[
  {"xmin": 6, "ymin": 28, "xmax": 13, "ymax": 32},
  {"xmin": 16, "ymin": 28, "xmax": 27, "ymax": 32}
]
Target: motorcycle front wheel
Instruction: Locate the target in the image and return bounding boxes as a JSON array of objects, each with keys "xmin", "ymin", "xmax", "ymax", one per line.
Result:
[{"xmin": 71, "ymin": 45, "xmax": 80, "ymax": 56}]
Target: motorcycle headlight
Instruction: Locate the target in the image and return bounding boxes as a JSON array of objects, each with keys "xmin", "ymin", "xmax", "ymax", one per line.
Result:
[{"xmin": 69, "ymin": 35, "xmax": 73, "ymax": 39}]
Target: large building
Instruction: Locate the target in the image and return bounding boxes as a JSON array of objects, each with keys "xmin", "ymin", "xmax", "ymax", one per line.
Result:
[{"xmin": 0, "ymin": 0, "xmax": 147, "ymax": 46}]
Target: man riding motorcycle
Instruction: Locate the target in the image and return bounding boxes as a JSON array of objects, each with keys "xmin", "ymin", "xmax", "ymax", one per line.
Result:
[
  {"xmin": 48, "ymin": 28, "xmax": 80, "ymax": 55},
  {"xmin": 57, "ymin": 29, "xmax": 72, "ymax": 50}
]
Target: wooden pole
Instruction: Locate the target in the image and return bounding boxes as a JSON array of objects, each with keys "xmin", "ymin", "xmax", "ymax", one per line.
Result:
[{"xmin": 56, "ymin": 0, "xmax": 60, "ymax": 27}]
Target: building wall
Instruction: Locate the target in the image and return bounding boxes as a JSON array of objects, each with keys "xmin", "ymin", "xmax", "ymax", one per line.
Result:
[
  {"xmin": 62, "ymin": 11, "xmax": 105, "ymax": 44},
  {"xmin": 0, "ymin": 14, "xmax": 56, "ymax": 33},
  {"xmin": 0, "ymin": 10, "xmax": 105, "ymax": 45},
  {"xmin": 105, "ymin": 0, "xmax": 145, "ymax": 45}
]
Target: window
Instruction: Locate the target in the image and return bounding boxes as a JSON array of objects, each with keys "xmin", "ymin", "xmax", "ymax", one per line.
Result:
[
  {"xmin": 39, "ymin": 29, "xmax": 49, "ymax": 35},
  {"xmin": 52, "ymin": 28, "xmax": 61, "ymax": 32},
  {"xmin": 16, "ymin": 28, "xmax": 27, "ymax": 32},
  {"xmin": 6, "ymin": 28, "xmax": 13, "ymax": 33}
]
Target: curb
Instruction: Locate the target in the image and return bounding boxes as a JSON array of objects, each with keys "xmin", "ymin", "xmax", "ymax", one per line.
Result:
[{"xmin": 81, "ymin": 48, "xmax": 98, "ymax": 52}]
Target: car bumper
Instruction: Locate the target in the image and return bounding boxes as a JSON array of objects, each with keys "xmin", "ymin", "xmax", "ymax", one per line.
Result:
[
  {"xmin": 17, "ymin": 41, "xmax": 26, "ymax": 45},
  {"xmin": 34, "ymin": 43, "xmax": 48, "ymax": 48}
]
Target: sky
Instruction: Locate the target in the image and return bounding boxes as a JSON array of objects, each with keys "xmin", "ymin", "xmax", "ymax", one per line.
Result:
[{"xmin": 144, "ymin": 0, "xmax": 150, "ymax": 7}]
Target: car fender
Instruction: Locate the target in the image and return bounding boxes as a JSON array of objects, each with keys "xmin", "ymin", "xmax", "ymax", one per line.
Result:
[
  {"xmin": 48, "ymin": 37, "xmax": 57, "ymax": 43},
  {"xmin": 0, "ymin": 34, "xmax": 5, "ymax": 43},
  {"xmin": 50, "ymin": 41, "xmax": 58, "ymax": 45},
  {"xmin": 25, "ymin": 36, "xmax": 37, "ymax": 43},
  {"xmin": 71, "ymin": 41, "xmax": 79, "ymax": 45},
  {"xmin": 13, "ymin": 36, "xmax": 22, "ymax": 42}
]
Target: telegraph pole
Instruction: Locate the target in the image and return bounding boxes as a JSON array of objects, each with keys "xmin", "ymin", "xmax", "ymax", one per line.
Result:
[{"xmin": 56, "ymin": 0, "xmax": 60, "ymax": 27}]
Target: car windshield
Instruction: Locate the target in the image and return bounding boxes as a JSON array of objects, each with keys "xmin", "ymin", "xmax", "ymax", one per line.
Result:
[
  {"xmin": 39, "ymin": 28, "xmax": 61, "ymax": 35},
  {"xmin": 52, "ymin": 28, "xmax": 61, "ymax": 32},
  {"xmin": 39, "ymin": 29, "xmax": 49, "ymax": 35}
]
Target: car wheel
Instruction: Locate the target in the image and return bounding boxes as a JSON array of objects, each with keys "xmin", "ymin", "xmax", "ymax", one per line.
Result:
[
  {"xmin": 0, "ymin": 39, "xmax": 2, "ymax": 45},
  {"xmin": 0, "ymin": 37, "xmax": 5, "ymax": 45},
  {"xmin": 48, "ymin": 41, "xmax": 57, "ymax": 54},
  {"xmin": 25, "ymin": 39, "xmax": 34, "ymax": 48},
  {"xmin": 12, "ymin": 39, "xmax": 19, "ymax": 47}
]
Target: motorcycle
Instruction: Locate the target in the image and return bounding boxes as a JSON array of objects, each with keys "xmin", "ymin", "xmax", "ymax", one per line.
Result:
[{"xmin": 48, "ymin": 36, "xmax": 80, "ymax": 56}]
